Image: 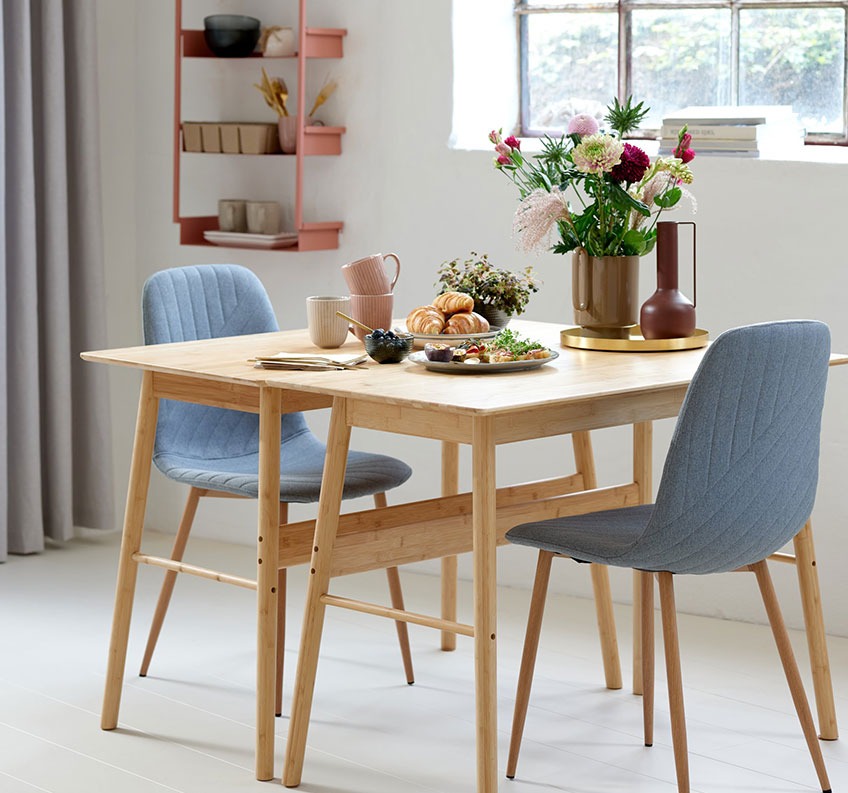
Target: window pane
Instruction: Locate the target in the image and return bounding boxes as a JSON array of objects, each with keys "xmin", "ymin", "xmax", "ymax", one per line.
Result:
[
  {"xmin": 525, "ymin": 13, "xmax": 618, "ymax": 130},
  {"xmin": 740, "ymin": 8, "xmax": 845, "ymax": 134},
  {"xmin": 630, "ymin": 9, "xmax": 731, "ymax": 128}
]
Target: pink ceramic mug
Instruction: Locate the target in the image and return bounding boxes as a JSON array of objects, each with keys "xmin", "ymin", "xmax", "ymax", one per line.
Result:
[
  {"xmin": 349, "ymin": 293, "xmax": 394, "ymax": 341},
  {"xmin": 342, "ymin": 253, "xmax": 401, "ymax": 295}
]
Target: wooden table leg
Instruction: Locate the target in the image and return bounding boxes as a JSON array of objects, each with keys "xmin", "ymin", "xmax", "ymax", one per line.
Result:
[
  {"xmin": 284, "ymin": 397, "xmax": 351, "ymax": 787},
  {"xmin": 441, "ymin": 441, "xmax": 459, "ymax": 651},
  {"xmin": 256, "ymin": 388, "xmax": 281, "ymax": 780},
  {"xmin": 793, "ymin": 520, "xmax": 838, "ymax": 740},
  {"xmin": 572, "ymin": 431, "xmax": 622, "ymax": 690},
  {"xmin": 102, "ymin": 371, "xmax": 158, "ymax": 730},
  {"xmin": 472, "ymin": 416, "xmax": 498, "ymax": 792},
  {"xmin": 632, "ymin": 421, "xmax": 652, "ymax": 695}
]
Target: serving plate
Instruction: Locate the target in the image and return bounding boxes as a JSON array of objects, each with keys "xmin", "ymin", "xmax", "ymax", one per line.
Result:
[
  {"xmin": 407, "ymin": 349, "xmax": 558, "ymax": 374},
  {"xmin": 203, "ymin": 230, "xmax": 298, "ymax": 249},
  {"xmin": 400, "ymin": 324, "xmax": 499, "ymax": 348}
]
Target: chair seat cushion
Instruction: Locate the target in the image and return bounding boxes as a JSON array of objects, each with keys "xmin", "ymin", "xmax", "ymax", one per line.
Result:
[
  {"xmin": 506, "ymin": 504, "xmax": 655, "ymax": 567},
  {"xmin": 154, "ymin": 427, "xmax": 412, "ymax": 503}
]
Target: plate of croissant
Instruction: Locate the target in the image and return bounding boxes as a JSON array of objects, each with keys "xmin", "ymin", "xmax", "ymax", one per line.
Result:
[{"xmin": 405, "ymin": 291, "xmax": 498, "ymax": 346}]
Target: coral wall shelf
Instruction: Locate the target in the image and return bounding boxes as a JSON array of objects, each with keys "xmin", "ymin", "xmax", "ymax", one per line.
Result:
[
  {"xmin": 176, "ymin": 216, "xmax": 343, "ymax": 252},
  {"xmin": 173, "ymin": 0, "xmax": 347, "ymax": 252},
  {"xmin": 180, "ymin": 27, "xmax": 345, "ymax": 59}
]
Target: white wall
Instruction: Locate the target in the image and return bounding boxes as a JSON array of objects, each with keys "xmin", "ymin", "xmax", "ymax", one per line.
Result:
[{"xmin": 96, "ymin": 0, "xmax": 848, "ymax": 635}]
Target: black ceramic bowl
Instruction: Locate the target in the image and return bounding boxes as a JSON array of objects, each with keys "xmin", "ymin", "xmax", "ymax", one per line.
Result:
[
  {"xmin": 364, "ymin": 331, "xmax": 414, "ymax": 364},
  {"xmin": 203, "ymin": 15, "xmax": 261, "ymax": 58}
]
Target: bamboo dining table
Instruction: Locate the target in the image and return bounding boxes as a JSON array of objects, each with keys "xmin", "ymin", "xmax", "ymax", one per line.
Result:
[{"xmin": 82, "ymin": 319, "xmax": 844, "ymax": 791}]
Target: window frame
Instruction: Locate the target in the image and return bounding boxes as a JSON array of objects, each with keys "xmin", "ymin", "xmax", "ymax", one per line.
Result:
[{"xmin": 516, "ymin": 0, "xmax": 848, "ymax": 144}]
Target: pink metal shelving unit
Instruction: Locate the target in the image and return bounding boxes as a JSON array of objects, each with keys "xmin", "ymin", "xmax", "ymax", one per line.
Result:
[{"xmin": 173, "ymin": 0, "xmax": 346, "ymax": 251}]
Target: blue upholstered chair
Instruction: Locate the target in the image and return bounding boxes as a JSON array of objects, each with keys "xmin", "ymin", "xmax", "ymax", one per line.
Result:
[
  {"xmin": 505, "ymin": 321, "xmax": 832, "ymax": 793},
  {"xmin": 138, "ymin": 265, "xmax": 415, "ymax": 714}
]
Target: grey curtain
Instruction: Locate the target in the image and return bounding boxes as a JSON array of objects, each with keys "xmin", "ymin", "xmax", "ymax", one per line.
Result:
[{"xmin": 1, "ymin": 0, "xmax": 114, "ymax": 561}]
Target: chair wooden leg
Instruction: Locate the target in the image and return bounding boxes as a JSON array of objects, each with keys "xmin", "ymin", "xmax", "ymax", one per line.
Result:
[
  {"xmin": 590, "ymin": 564, "xmax": 622, "ymax": 690},
  {"xmin": 793, "ymin": 521, "xmax": 838, "ymax": 740},
  {"xmin": 139, "ymin": 486, "xmax": 202, "ymax": 677},
  {"xmin": 275, "ymin": 567, "xmax": 287, "ymax": 715},
  {"xmin": 374, "ymin": 492, "xmax": 414, "ymax": 684},
  {"xmin": 440, "ymin": 441, "xmax": 460, "ymax": 651},
  {"xmin": 572, "ymin": 430, "xmax": 622, "ymax": 690},
  {"xmin": 640, "ymin": 571, "xmax": 655, "ymax": 747},
  {"xmin": 752, "ymin": 560, "xmax": 831, "ymax": 792},
  {"xmin": 506, "ymin": 550, "xmax": 554, "ymax": 780},
  {"xmin": 275, "ymin": 504, "xmax": 290, "ymax": 716},
  {"xmin": 658, "ymin": 572, "xmax": 689, "ymax": 793},
  {"xmin": 386, "ymin": 567, "xmax": 415, "ymax": 684},
  {"xmin": 632, "ymin": 422, "xmax": 653, "ymax": 696}
]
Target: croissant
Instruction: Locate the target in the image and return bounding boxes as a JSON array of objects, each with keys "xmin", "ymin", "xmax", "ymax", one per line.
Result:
[
  {"xmin": 433, "ymin": 291, "xmax": 475, "ymax": 315},
  {"xmin": 406, "ymin": 305, "xmax": 446, "ymax": 335},
  {"xmin": 443, "ymin": 311, "xmax": 490, "ymax": 335}
]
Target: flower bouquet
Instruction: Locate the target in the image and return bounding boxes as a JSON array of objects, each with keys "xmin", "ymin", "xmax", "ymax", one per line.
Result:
[
  {"xmin": 491, "ymin": 97, "xmax": 695, "ymax": 258},
  {"xmin": 490, "ymin": 97, "xmax": 695, "ymax": 336}
]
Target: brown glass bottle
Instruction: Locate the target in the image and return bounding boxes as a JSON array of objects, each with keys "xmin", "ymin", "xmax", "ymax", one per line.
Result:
[{"xmin": 640, "ymin": 221, "xmax": 696, "ymax": 339}]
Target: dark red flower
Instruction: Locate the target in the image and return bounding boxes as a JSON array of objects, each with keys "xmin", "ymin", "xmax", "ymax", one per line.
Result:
[
  {"xmin": 678, "ymin": 148, "xmax": 696, "ymax": 163},
  {"xmin": 610, "ymin": 143, "xmax": 650, "ymax": 183},
  {"xmin": 504, "ymin": 135, "xmax": 521, "ymax": 150}
]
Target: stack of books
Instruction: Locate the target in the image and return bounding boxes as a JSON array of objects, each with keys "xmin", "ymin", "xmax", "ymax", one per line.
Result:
[{"xmin": 659, "ymin": 106, "xmax": 804, "ymax": 157}]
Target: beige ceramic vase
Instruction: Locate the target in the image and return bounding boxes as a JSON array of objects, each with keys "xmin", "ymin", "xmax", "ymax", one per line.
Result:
[{"xmin": 572, "ymin": 248, "xmax": 640, "ymax": 338}]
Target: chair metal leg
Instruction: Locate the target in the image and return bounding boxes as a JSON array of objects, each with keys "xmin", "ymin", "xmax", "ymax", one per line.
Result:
[
  {"xmin": 506, "ymin": 550, "xmax": 554, "ymax": 780},
  {"xmin": 640, "ymin": 571, "xmax": 655, "ymax": 747},
  {"xmin": 374, "ymin": 492, "xmax": 414, "ymax": 684},
  {"xmin": 752, "ymin": 560, "xmax": 831, "ymax": 792},
  {"xmin": 139, "ymin": 486, "xmax": 202, "ymax": 677},
  {"xmin": 658, "ymin": 572, "xmax": 689, "ymax": 793}
]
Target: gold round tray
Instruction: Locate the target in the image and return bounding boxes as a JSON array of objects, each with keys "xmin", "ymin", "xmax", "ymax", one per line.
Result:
[{"xmin": 560, "ymin": 325, "xmax": 709, "ymax": 352}]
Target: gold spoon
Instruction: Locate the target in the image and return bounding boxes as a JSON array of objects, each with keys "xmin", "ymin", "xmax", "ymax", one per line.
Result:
[{"xmin": 336, "ymin": 310, "xmax": 373, "ymax": 334}]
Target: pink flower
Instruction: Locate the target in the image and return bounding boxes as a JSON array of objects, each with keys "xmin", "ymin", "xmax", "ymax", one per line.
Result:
[
  {"xmin": 610, "ymin": 143, "xmax": 651, "ymax": 184},
  {"xmin": 673, "ymin": 131, "xmax": 696, "ymax": 163},
  {"xmin": 504, "ymin": 135, "xmax": 521, "ymax": 150},
  {"xmin": 497, "ymin": 155, "xmax": 511, "ymax": 166},
  {"xmin": 572, "ymin": 134, "xmax": 624, "ymax": 174},
  {"xmin": 495, "ymin": 142, "xmax": 511, "ymax": 157},
  {"xmin": 567, "ymin": 114, "xmax": 600, "ymax": 137},
  {"xmin": 488, "ymin": 129, "xmax": 502, "ymax": 145}
]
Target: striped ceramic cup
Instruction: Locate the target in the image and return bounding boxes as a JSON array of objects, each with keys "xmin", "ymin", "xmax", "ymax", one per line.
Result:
[
  {"xmin": 341, "ymin": 253, "xmax": 401, "ymax": 295},
  {"xmin": 306, "ymin": 295, "xmax": 351, "ymax": 348}
]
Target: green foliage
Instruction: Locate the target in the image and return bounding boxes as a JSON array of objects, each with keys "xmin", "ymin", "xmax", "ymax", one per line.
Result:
[
  {"xmin": 605, "ymin": 96, "xmax": 650, "ymax": 136},
  {"xmin": 436, "ymin": 253, "xmax": 541, "ymax": 316}
]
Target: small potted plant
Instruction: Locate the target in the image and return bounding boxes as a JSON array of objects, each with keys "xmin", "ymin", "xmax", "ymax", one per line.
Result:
[{"xmin": 436, "ymin": 252, "xmax": 540, "ymax": 328}]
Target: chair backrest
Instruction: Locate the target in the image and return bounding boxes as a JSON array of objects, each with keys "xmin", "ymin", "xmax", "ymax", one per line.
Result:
[
  {"xmin": 639, "ymin": 320, "xmax": 830, "ymax": 574},
  {"xmin": 142, "ymin": 263, "xmax": 278, "ymax": 344},
  {"xmin": 142, "ymin": 265, "xmax": 308, "ymax": 462}
]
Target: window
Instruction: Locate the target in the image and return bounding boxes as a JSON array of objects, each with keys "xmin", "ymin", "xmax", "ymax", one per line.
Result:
[{"xmin": 517, "ymin": 0, "xmax": 848, "ymax": 143}]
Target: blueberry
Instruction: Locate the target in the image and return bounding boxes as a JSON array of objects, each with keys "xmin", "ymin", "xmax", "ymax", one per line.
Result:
[
  {"xmin": 370, "ymin": 329, "xmax": 385, "ymax": 339},
  {"xmin": 385, "ymin": 330, "xmax": 396, "ymax": 339}
]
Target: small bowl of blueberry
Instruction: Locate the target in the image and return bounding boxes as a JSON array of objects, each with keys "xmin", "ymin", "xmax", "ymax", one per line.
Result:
[{"xmin": 364, "ymin": 328, "xmax": 414, "ymax": 364}]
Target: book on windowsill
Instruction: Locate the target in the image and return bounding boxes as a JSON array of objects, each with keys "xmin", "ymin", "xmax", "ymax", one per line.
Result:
[{"xmin": 661, "ymin": 105, "xmax": 798, "ymax": 126}]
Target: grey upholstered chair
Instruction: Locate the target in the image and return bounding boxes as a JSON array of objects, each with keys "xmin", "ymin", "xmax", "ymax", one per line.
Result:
[
  {"xmin": 138, "ymin": 264, "xmax": 415, "ymax": 714},
  {"xmin": 505, "ymin": 321, "xmax": 832, "ymax": 793}
]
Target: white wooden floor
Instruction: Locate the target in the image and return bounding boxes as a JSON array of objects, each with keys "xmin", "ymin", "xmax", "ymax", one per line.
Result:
[{"xmin": 1, "ymin": 530, "xmax": 847, "ymax": 793}]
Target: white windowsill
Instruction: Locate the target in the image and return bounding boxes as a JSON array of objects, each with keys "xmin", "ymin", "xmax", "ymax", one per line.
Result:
[{"xmin": 457, "ymin": 134, "xmax": 848, "ymax": 165}]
